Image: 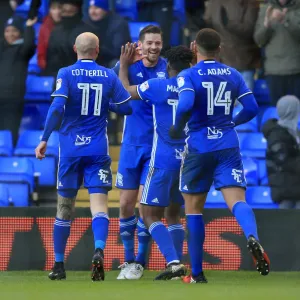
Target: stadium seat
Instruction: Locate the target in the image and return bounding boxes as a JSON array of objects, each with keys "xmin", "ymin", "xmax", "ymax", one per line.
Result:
[
  {"xmin": 173, "ymin": 0, "xmax": 186, "ymax": 24},
  {"xmin": 15, "ymin": 0, "xmax": 49, "ymax": 20},
  {"xmin": 28, "ymin": 52, "xmax": 41, "ymax": 74},
  {"xmin": 0, "ymin": 157, "xmax": 35, "ymax": 206},
  {"xmin": 260, "ymin": 107, "xmax": 278, "ymax": 130},
  {"xmin": 253, "ymin": 79, "xmax": 270, "ymax": 105},
  {"xmin": 25, "ymin": 75, "xmax": 54, "ymax": 102},
  {"xmin": 233, "ymin": 105, "xmax": 258, "ymax": 132},
  {"xmin": 0, "ymin": 131, "xmax": 13, "ymax": 156},
  {"xmin": 243, "ymin": 157, "xmax": 259, "ymax": 186},
  {"xmin": 19, "ymin": 104, "xmax": 43, "ymax": 135},
  {"xmin": 205, "ymin": 189, "xmax": 227, "ymax": 208},
  {"xmin": 116, "ymin": 0, "xmax": 138, "ymax": 20},
  {"xmin": 240, "ymin": 133, "xmax": 267, "ymax": 158},
  {"xmin": 246, "ymin": 186, "xmax": 278, "ymax": 209},
  {"xmin": 0, "ymin": 184, "xmax": 9, "ymax": 207},
  {"xmin": 129, "ymin": 22, "xmax": 159, "ymax": 42},
  {"xmin": 258, "ymin": 160, "xmax": 268, "ymax": 185}
]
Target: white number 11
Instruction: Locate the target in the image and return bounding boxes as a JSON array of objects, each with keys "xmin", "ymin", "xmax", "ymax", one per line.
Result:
[{"xmin": 77, "ymin": 83, "xmax": 103, "ymax": 116}]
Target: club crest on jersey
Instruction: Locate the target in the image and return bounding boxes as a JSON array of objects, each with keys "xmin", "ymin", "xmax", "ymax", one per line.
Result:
[
  {"xmin": 207, "ymin": 127, "xmax": 223, "ymax": 139},
  {"xmin": 75, "ymin": 135, "xmax": 91, "ymax": 146},
  {"xmin": 140, "ymin": 81, "xmax": 149, "ymax": 92},
  {"xmin": 56, "ymin": 78, "xmax": 62, "ymax": 90},
  {"xmin": 177, "ymin": 77, "xmax": 185, "ymax": 88},
  {"xmin": 157, "ymin": 72, "xmax": 166, "ymax": 79}
]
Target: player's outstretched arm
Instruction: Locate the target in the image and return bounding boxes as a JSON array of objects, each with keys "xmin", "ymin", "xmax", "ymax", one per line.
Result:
[{"xmin": 233, "ymin": 93, "xmax": 258, "ymax": 126}]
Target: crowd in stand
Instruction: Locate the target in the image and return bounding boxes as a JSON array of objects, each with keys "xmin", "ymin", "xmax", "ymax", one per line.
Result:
[{"xmin": 0, "ymin": 0, "xmax": 300, "ymax": 207}]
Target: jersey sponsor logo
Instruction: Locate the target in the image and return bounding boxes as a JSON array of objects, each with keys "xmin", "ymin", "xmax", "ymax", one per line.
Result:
[
  {"xmin": 140, "ymin": 81, "xmax": 149, "ymax": 92},
  {"xmin": 136, "ymin": 72, "xmax": 143, "ymax": 78},
  {"xmin": 177, "ymin": 77, "xmax": 185, "ymax": 88},
  {"xmin": 75, "ymin": 135, "xmax": 91, "ymax": 146},
  {"xmin": 207, "ymin": 127, "xmax": 223, "ymax": 139},
  {"xmin": 157, "ymin": 72, "xmax": 166, "ymax": 79},
  {"xmin": 116, "ymin": 172, "xmax": 123, "ymax": 187},
  {"xmin": 56, "ymin": 78, "xmax": 62, "ymax": 90},
  {"xmin": 232, "ymin": 169, "xmax": 243, "ymax": 183},
  {"xmin": 151, "ymin": 198, "xmax": 159, "ymax": 204},
  {"xmin": 98, "ymin": 169, "xmax": 109, "ymax": 183},
  {"xmin": 175, "ymin": 149, "xmax": 184, "ymax": 160}
]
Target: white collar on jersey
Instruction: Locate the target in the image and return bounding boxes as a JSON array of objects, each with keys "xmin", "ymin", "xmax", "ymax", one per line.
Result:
[
  {"xmin": 80, "ymin": 59, "xmax": 94, "ymax": 62},
  {"xmin": 203, "ymin": 60, "xmax": 216, "ymax": 63}
]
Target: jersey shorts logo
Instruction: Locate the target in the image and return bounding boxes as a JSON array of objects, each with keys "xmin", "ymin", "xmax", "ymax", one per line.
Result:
[
  {"xmin": 232, "ymin": 169, "xmax": 243, "ymax": 183},
  {"xmin": 136, "ymin": 72, "xmax": 143, "ymax": 78},
  {"xmin": 207, "ymin": 127, "xmax": 223, "ymax": 139},
  {"xmin": 98, "ymin": 169, "xmax": 109, "ymax": 183},
  {"xmin": 175, "ymin": 149, "xmax": 184, "ymax": 160},
  {"xmin": 157, "ymin": 72, "xmax": 166, "ymax": 79},
  {"xmin": 177, "ymin": 77, "xmax": 185, "ymax": 88},
  {"xmin": 140, "ymin": 81, "xmax": 149, "ymax": 92},
  {"xmin": 116, "ymin": 172, "xmax": 123, "ymax": 187},
  {"xmin": 56, "ymin": 78, "xmax": 62, "ymax": 90},
  {"xmin": 75, "ymin": 135, "xmax": 91, "ymax": 146}
]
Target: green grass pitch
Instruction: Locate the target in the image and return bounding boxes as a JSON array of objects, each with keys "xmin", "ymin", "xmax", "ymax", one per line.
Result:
[{"xmin": 0, "ymin": 271, "xmax": 299, "ymax": 299}]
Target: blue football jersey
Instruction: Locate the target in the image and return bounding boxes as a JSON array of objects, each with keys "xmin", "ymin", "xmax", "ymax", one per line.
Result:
[
  {"xmin": 177, "ymin": 60, "xmax": 252, "ymax": 153},
  {"xmin": 114, "ymin": 57, "xmax": 168, "ymax": 146},
  {"xmin": 137, "ymin": 77, "xmax": 185, "ymax": 170},
  {"xmin": 52, "ymin": 59, "xmax": 131, "ymax": 157}
]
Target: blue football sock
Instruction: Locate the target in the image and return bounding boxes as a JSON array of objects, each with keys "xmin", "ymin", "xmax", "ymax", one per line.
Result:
[
  {"xmin": 53, "ymin": 218, "xmax": 71, "ymax": 262},
  {"xmin": 119, "ymin": 215, "xmax": 137, "ymax": 262},
  {"xmin": 232, "ymin": 201, "xmax": 259, "ymax": 240},
  {"xmin": 92, "ymin": 212, "xmax": 109, "ymax": 251},
  {"xmin": 135, "ymin": 217, "xmax": 151, "ymax": 266},
  {"xmin": 168, "ymin": 224, "xmax": 185, "ymax": 261},
  {"xmin": 186, "ymin": 214, "xmax": 205, "ymax": 277},
  {"xmin": 149, "ymin": 221, "xmax": 179, "ymax": 265}
]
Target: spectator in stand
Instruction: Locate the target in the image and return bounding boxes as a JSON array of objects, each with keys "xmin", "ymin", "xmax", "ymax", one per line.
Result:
[
  {"xmin": 0, "ymin": 1, "xmax": 20, "ymax": 37},
  {"xmin": 45, "ymin": 0, "xmax": 92, "ymax": 76},
  {"xmin": 262, "ymin": 95, "xmax": 300, "ymax": 209},
  {"xmin": 254, "ymin": 0, "xmax": 300, "ymax": 106},
  {"xmin": 204, "ymin": 0, "xmax": 261, "ymax": 90},
  {"xmin": 137, "ymin": 0, "xmax": 173, "ymax": 52},
  {"xmin": 186, "ymin": 0, "xmax": 206, "ymax": 41},
  {"xmin": 0, "ymin": 16, "xmax": 37, "ymax": 144},
  {"xmin": 85, "ymin": 0, "xmax": 131, "ymax": 68},
  {"xmin": 37, "ymin": 0, "xmax": 62, "ymax": 70}
]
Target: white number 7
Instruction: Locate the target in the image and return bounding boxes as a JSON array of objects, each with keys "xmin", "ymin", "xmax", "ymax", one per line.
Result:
[
  {"xmin": 167, "ymin": 99, "xmax": 179, "ymax": 125},
  {"xmin": 202, "ymin": 81, "xmax": 232, "ymax": 115},
  {"xmin": 77, "ymin": 83, "xmax": 103, "ymax": 116}
]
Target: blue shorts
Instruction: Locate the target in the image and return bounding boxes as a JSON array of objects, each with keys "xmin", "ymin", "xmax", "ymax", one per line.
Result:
[
  {"xmin": 140, "ymin": 167, "xmax": 184, "ymax": 207},
  {"xmin": 180, "ymin": 147, "xmax": 246, "ymax": 193},
  {"xmin": 116, "ymin": 144, "xmax": 151, "ymax": 189},
  {"xmin": 58, "ymin": 155, "xmax": 112, "ymax": 194}
]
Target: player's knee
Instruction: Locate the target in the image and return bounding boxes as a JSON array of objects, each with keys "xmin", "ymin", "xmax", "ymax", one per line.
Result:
[
  {"xmin": 57, "ymin": 192, "xmax": 76, "ymax": 220},
  {"xmin": 165, "ymin": 204, "xmax": 181, "ymax": 225},
  {"xmin": 119, "ymin": 190, "xmax": 138, "ymax": 217}
]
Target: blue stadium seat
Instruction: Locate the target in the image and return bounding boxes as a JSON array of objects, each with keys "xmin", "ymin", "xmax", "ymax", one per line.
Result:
[
  {"xmin": 19, "ymin": 104, "xmax": 43, "ymax": 135},
  {"xmin": 260, "ymin": 107, "xmax": 278, "ymax": 130},
  {"xmin": 243, "ymin": 157, "xmax": 259, "ymax": 186},
  {"xmin": 0, "ymin": 184, "xmax": 9, "ymax": 207},
  {"xmin": 205, "ymin": 189, "xmax": 227, "ymax": 208},
  {"xmin": 258, "ymin": 160, "xmax": 268, "ymax": 185},
  {"xmin": 129, "ymin": 22, "xmax": 160, "ymax": 42},
  {"xmin": 28, "ymin": 52, "xmax": 41, "ymax": 74},
  {"xmin": 233, "ymin": 105, "xmax": 258, "ymax": 132},
  {"xmin": 240, "ymin": 133, "xmax": 267, "ymax": 158},
  {"xmin": 173, "ymin": 0, "xmax": 186, "ymax": 24},
  {"xmin": 246, "ymin": 187, "xmax": 278, "ymax": 209},
  {"xmin": 253, "ymin": 79, "xmax": 270, "ymax": 105},
  {"xmin": 15, "ymin": 130, "xmax": 59, "ymax": 157},
  {"xmin": 116, "ymin": 0, "xmax": 138, "ymax": 20},
  {"xmin": 0, "ymin": 157, "xmax": 35, "ymax": 206},
  {"xmin": 15, "ymin": 0, "xmax": 49, "ymax": 20},
  {"xmin": 0, "ymin": 131, "xmax": 13, "ymax": 156},
  {"xmin": 25, "ymin": 75, "xmax": 54, "ymax": 102}
]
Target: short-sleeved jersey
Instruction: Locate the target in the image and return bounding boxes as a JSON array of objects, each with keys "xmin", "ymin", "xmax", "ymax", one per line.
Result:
[
  {"xmin": 137, "ymin": 77, "xmax": 185, "ymax": 170},
  {"xmin": 52, "ymin": 59, "xmax": 131, "ymax": 157},
  {"xmin": 114, "ymin": 57, "xmax": 168, "ymax": 146},
  {"xmin": 177, "ymin": 60, "xmax": 252, "ymax": 153}
]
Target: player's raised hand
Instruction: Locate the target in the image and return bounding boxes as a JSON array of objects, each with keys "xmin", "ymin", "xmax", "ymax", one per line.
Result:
[
  {"xmin": 35, "ymin": 141, "xmax": 47, "ymax": 160},
  {"xmin": 26, "ymin": 17, "xmax": 38, "ymax": 27},
  {"xmin": 190, "ymin": 41, "xmax": 197, "ymax": 65},
  {"xmin": 120, "ymin": 42, "xmax": 147, "ymax": 66}
]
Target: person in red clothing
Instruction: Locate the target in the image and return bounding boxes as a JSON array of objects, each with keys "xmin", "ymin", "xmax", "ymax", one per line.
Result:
[{"xmin": 37, "ymin": 0, "xmax": 62, "ymax": 70}]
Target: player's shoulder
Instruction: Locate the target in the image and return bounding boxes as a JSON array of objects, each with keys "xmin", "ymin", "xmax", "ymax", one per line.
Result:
[{"xmin": 57, "ymin": 66, "xmax": 70, "ymax": 76}]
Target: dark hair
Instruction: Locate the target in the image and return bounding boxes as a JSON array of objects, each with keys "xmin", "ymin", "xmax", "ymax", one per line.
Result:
[
  {"xmin": 138, "ymin": 25, "xmax": 163, "ymax": 42},
  {"xmin": 195, "ymin": 28, "xmax": 221, "ymax": 55},
  {"xmin": 164, "ymin": 45, "xmax": 194, "ymax": 73}
]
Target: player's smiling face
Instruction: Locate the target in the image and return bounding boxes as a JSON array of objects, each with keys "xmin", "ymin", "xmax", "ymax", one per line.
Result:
[{"xmin": 139, "ymin": 33, "xmax": 162, "ymax": 64}]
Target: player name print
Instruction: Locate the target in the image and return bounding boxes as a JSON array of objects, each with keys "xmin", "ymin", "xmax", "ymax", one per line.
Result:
[
  {"xmin": 198, "ymin": 68, "xmax": 231, "ymax": 76},
  {"xmin": 71, "ymin": 69, "xmax": 108, "ymax": 77}
]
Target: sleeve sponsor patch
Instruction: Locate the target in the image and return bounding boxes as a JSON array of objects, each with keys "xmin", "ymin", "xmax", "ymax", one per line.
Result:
[
  {"xmin": 177, "ymin": 77, "xmax": 185, "ymax": 88},
  {"xmin": 56, "ymin": 78, "xmax": 62, "ymax": 90},
  {"xmin": 139, "ymin": 81, "xmax": 149, "ymax": 92}
]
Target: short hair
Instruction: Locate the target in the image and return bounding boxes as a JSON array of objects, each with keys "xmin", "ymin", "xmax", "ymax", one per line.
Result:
[
  {"xmin": 139, "ymin": 25, "xmax": 163, "ymax": 42},
  {"xmin": 164, "ymin": 45, "xmax": 194, "ymax": 73},
  {"xmin": 195, "ymin": 28, "xmax": 221, "ymax": 55}
]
